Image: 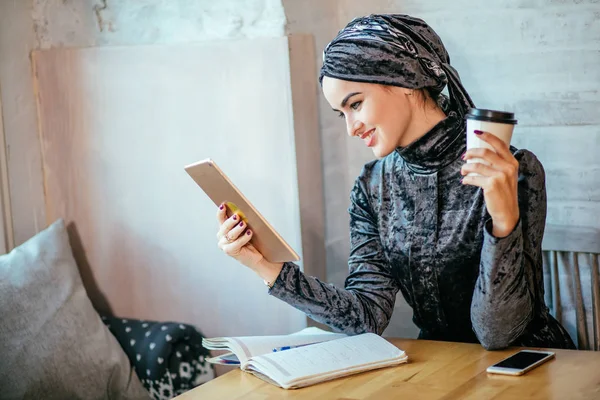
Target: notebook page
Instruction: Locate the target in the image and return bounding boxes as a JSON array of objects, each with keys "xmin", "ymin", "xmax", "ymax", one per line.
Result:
[
  {"xmin": 247, "ymin": 356, "xmax": 408, "ymax": 389},
  {"xmin": 286, "ymin": 357, "xmax": 407, "ymax": 389},
  {"xmin": 247, "ymin": 333, "xmax": 405, "ymax": 384},
  {"xmin": 234, "ymin": 334, "xmax": 344, "ymax": 361},
  {"xmin": 202, "ymin": 327, "xmax": 334, "ymax": 350},
  {"xmin": 204, "ymin": 328, "xmax": 347, "ymax": 366}
]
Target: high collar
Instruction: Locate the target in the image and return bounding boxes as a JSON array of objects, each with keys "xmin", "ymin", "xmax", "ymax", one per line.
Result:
[{"xmin": 395, "ymin": 111, "xmax": 466, "ymax": 175}]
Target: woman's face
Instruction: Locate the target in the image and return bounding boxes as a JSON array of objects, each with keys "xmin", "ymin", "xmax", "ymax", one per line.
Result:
[{"xmin": 322, "ymin": 77, "xmax": 419, "ymax": 158}]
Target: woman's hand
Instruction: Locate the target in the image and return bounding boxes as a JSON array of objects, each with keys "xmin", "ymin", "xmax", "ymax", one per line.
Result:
[
  {"xmin": 216, "ymin": 203, "xmax": 283, "ymax": 283},
  {"xmin": 461, "ymin": 130, "xmax": 520, "ymax": 238}
]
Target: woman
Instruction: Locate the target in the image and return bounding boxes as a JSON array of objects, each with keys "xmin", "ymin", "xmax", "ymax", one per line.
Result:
[{"xmin": 215, "ymin": 14, "xmax": 575, "ymax": 350}]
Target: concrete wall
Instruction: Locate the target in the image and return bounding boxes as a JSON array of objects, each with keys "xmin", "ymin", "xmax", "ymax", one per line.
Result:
[{"xmin": 31, "ymin": 0, "xmax": 286, "ymax": 48}]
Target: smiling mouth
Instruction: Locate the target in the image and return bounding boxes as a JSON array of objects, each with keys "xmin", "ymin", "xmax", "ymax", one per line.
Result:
[{"xmin": 360, "ymin": 129, "xmax": 375, "ymax": 140}]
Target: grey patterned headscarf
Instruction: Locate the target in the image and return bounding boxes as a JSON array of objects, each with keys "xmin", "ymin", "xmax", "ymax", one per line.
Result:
[{"xmin": 320, "ymin": 14, "xmax": 475, "ymax": 118}]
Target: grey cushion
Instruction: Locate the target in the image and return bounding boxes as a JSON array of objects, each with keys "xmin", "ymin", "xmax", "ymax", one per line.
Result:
[{"xmin": 0, "ymin": 219, "xmax": 150, "ymax": 400}]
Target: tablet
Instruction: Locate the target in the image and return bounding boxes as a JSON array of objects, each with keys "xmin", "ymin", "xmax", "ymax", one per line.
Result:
[{"xmin": 184, "ymin": 158, "xmax": 300, "ymax": 263}]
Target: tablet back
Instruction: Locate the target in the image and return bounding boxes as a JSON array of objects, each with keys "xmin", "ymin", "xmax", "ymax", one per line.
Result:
[{"xmin": 185, "ymin": 159, "xmax": 300, "ymax": 263}]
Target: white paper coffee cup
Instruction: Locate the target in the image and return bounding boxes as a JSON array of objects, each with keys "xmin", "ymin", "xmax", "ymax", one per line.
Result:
[{"xmin": 465, "ymin": 108, "xmax": 517, "ymax": 176}]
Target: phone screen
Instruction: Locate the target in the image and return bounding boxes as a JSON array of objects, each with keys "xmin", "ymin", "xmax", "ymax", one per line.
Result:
[{"xmin": 493, "ymin": 351, "xmax": 550, "ymax": 370}]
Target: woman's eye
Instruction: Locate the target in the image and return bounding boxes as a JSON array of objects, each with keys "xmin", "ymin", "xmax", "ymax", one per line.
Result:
[
  {"xmin": 350, "ymin": 101, "xmax": 362, "ymax": 110},
  {"xmin": 337, "ymin": 112, "xmax": 345, "ymax": 119}
]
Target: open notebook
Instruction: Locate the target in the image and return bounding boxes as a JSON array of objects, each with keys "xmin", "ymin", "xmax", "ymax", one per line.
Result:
[{"xmin": 202, "ymin": 327, "xmax": 408, "ymax": 389}]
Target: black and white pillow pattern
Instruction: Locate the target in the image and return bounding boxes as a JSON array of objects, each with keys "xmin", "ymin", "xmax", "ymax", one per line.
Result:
[{"xmin": 102, "ymin": 316, "xmax": 214, "ymax": 400}]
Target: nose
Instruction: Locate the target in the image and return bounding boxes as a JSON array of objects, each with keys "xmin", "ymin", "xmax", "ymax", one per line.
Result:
[{"xmin": 346, "ymin": 118, "xmax": 364, "ymax": 137}]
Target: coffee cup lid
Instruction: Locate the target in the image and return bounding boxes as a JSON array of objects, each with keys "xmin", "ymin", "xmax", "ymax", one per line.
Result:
[{"xmin": 466, "ymin": 108, "xmax": 517, "ymax": 125}]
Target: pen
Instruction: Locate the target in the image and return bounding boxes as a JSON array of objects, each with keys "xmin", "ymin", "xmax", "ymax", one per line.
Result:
[
  {"xmin": 272, "ymin": 342, "xmax": 317, "ymax": 352},
  {"xmin": 221, "ymin": 358, "xmax": 240, "ymax": 365},
  {"xmin": 219, "ymin": 353, "xmax": 240, "ymax": 364}
]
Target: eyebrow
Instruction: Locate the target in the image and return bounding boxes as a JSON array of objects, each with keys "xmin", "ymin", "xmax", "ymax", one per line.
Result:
[{"xmin": 332, "ymin": 92, "xmax": 362, "ymax": 112}]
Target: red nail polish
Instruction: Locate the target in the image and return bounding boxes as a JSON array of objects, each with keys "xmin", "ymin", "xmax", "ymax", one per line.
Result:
[
  {"xmin": 474, "ymin": 130, "xmax": 483, "ymax": 135},
  {"xmin": 461, "ymin": 153, "xmax": 466, "ymax": 160},
  {"xmin": 219, "ymin": 204, "xmax": 224, "ymax": 210},
  {"xmin": 460, "ymin": 178, "xmax": 464, "ymax": 184},
  {"xmin": 238, "ymin": 221, "xmax": 244, "ymax": 227},
  {"xmin": 246, "ymin": 230, "xmax": 252, "ymax": 235},
  {"xmin": 233, "ymin": 215, "xmax": 237, "ymax": 221}
]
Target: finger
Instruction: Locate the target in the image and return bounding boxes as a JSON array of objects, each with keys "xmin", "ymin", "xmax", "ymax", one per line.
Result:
[
  {"xmin": 460, "ymin": 173, "xmax": 489, "ymax": 189},
  {"xmin": 216, "ymin": 203, "xmax": 228, "ymax": 224},
  {"xmin": 216, "ymin": 213, "xmax": 241, "ymax": 240},
  {"xmin": 226, "ymin": 219, "xmax": 248, "ymax": 243},
  {"xmin": 461, "ymin": 161, "xmax": 504, "ymax": 178},
  {"xmin": 463, "ymin": 147, "xmax": 508, "ymax": 170},
  {"xmin": 462, "ymin": 171, "xmax": 513, "ymax": 194},
  {"xmin": 464, "ymin": 146, "xmax": 518, "ymax": 176},
  {"xmin": 222, "ymin": 229, "xmax": 253, "ymax": 255},
  {"xmin": 472, "ymin": 130, "xmax": 513, "ymax": 161}
]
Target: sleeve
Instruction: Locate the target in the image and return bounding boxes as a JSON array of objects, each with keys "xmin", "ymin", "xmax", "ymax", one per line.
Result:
[
  {"xmin": 470, "ymin": 150, "xmax": 546, "ymax": 350},
  {"xmin": 268, "ymin": 175, "xmax": 400, "ymax": 335}
]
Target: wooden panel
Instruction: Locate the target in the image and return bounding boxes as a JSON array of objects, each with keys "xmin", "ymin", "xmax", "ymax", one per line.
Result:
[
  {"xmin": 455, "ymin": 50, "xmax": 600, "ymax": 128},
  {"xmin": 0, "ymin": 0, "xmax": 46, "ymax": 247},
  {"xmin": 465, "ymin": 93, "xmax": 600, "ymax": 128},
  {"xmin": 512, "ymin": 126, "xmax": 600, "ymax": 165},
  {"xmin": 32, "ymin": 36, "xmax": 324, "ymax": 338},
  {"xmin": 547, "ymin": 201, "xmax": 600, "ymax": 229},
  {"xmin": 457, "ymin": 49, "xmax": 600, "ymax": 94},
  {"xmin": 287, "ymin": 35, "xmax": 327, "ymax": 282},
  {"xmin": 420, "ymin": 9, "xmax": 599, "ymax": 53},
  {"xmin": 0, "ymin": 87, "xmax": 13, "ymax": 254},
  {"xmin": 542, "ymin": 224, "xmax": 600, "ymax": 254},
  {"xmin": 512, "ymin": 126, "xmax": 600, "ymax": 194},
  {"xmin": 339, "ymin": 0, "xmax": 600, "ymax": 16}
]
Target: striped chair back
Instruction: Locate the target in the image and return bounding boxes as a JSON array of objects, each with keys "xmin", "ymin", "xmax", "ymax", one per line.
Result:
[{"xmin": 542, "ymin": 224, "xmax": 600, "ymax": 350}]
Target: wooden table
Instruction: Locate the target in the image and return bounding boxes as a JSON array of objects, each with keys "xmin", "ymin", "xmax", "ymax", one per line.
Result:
[{"xmin": 176, "ymin": 338, "xmax": 600, "ymax": 400}]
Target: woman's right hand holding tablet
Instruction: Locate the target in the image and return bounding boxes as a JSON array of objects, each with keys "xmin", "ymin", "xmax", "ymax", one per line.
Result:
[{"xmin": 216, "ymin": 203, "xmax": 284, "ymax": 286}]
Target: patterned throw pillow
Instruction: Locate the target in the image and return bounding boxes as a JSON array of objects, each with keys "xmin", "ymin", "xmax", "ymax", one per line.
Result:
[{"xmin": 102, "ymin": 316, "xmax": 215, "ymax": 400}]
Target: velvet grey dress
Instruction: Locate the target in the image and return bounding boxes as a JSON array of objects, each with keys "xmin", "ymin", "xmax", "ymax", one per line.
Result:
[{"xmin": 269, "ymin": 111, "xmax": 575, "ymax": 350}]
